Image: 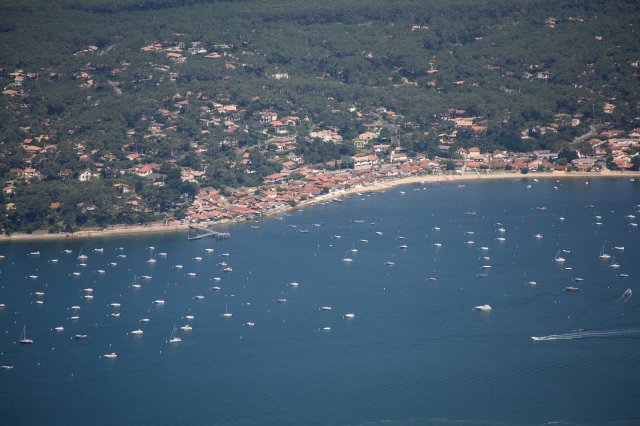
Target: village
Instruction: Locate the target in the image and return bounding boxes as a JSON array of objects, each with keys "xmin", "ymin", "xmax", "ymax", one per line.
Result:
[{"xmin": 2, "ymin": 35, "xmax": 640, "ymax": 231}]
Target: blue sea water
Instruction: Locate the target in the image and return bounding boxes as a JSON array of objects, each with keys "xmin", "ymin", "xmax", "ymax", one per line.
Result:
[{"xmin": 1, "ymin": 177, "xmax": 639, "ymax": 426}]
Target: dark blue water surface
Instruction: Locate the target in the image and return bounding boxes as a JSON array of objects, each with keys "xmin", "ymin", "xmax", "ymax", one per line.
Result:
[{"xmin": 1, "ymin": 177, "xmax": 639, "ymax": 426}]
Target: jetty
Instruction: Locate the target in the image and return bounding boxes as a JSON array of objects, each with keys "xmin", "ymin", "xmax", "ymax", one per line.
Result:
[{"xmin": 187, "ymin": 225, "xmax": 231, "ymax": 240}]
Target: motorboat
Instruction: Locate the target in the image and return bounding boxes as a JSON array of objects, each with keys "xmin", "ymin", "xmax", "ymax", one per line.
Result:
[{"xmin": 473, "ymin": 305, "xmax": 492, "ymax": 312}]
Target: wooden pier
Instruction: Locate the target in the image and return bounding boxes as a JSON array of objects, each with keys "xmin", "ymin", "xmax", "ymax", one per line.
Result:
[{"xmin": 187, "ymin": 225, "xmax": 231, "ymax": 240}]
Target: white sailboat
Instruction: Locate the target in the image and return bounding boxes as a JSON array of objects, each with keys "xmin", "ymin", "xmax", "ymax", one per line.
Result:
[
  {"xmin": 19, "ymin": 325, "xmax": 33, "ymax": 344},
  {"xmin": 168, "ymin": 324, "xmax": 181, "ymax": 343},
  {"xmin": 599, "ymin": 244, "xmax": 611, "ymax": 260}
]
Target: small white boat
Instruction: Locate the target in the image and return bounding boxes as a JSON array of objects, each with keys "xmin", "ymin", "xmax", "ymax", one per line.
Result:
[
  {"xmin": 245, "ymin": 322, "xmax": 255, "ymax": 327},
  {"xmin": 71, "ymin": 305, "xmax": 81, "ymax": 310},
  {"xmin": 211, "ymin": 286, "xmax": 221, "ymax": 291},
  {"xmin": 54, "ymin": 326, "xmax": 64, "ymax": 332},
  {"xmin": 19, "ymin": 326, "xmax": 33, "ymax": 344},
  {"xmin": 72, "ymin": 272, "xmax": 81, "ymax": 277},
  {"xmin": 141, "ymin": 275, "xmax": 152, "ymax": 280},
  {"xmin": 195, "ymin": 295, "xmax": 205, "ymax": 300},
  {"xmin": 109, "ymin": 262, "xmax": 118, "ymax": 266},
  {"xmin": 399, "ymin": 245, "xmax": 408, "ymax": 249},
  {"xmin": 29, "ymin": 251, "xmax": 40, "ymax": 256},
  {"xmin": 63, "ymin": 249, "xmax": 72, "ymax": 254},
  {"xmin": 345, "ymin": 313, "xmax": 355, "ymax": 319},
  {"xmin": 103, "ymin": 353, "xmax": 117, "ymax": 359},
  {"xmin": 83, "ymin": 295, "xmax": 93, "ymax": 300},
  {"xmin": 1, "ymin": 365, "xmax": 14, "ymax": 370},
  {"xmin": 158, "ymin": 252, "xmax": 167, "ymax": 257},
  {"xmin": 385, "ymin": 261, "xmax": 395, "ymax": 266},
  {"xmin": 70, "ymin": 316, "xmax": 80, "ymax": 321},
  {"xmin": 289, "ymin": 282, "xmax": 299, "ymax": 287},
  {"xmin": 375, "ymin": 231, "xmax": 383, "ymax": 236},
  {"xmin": 497, "ymin": 227, "xmax": 506, "ymax": 233},
  {"xmin": 320, "ymin": 306, "xmax": 332, "ymax": 311},
  {"xmin": 185, "ymin": 315, "xmax": 195, "ymax": 320},
  {"xmin": 168, "ymin": 325, "xmax": 181, "ymax": 343},
  {"xmin": 194, "ymin": 256, "xmax": 203, "ymax": 261},
  {"xmin": 473, "ymin": 305, "xmax": 492, "ymax": 312},
  {"xmin": 153, "ymin": 300, "xmax": 165, "ymax": 305},
  {"xmin": 205, "ymin": 248, "xmax": 214, "ymax": 253},
  {"xmin": 277, "ymin": 298, "xmax": 287, "ymax": 303},
  {"xmin": 130, "ymin": 329, "xmax": 143, "ymax": 335},
  {"xmin": 175, "ymin": 265, "xmax": 183, "ymax": 269},
  {"xmin": 481, "ymin": 265, "xmax": 492, "ymax": 269},
  {"xmin": 618, "ymin": 273, "xmax": 629, "ymax": 278},
  {"xmin": 223, "ymin": 267, "xmax": 233, "ymax": 273},
  {"xmin": 179, "ymin": 325, "xmax": 192, "ymax": 331},
  {"xmin": 433, "ymin": 226, "xmax": 441, "ymax": 231},
  {"xmin": 466, "ymin": 241, "xmax": 475, "ymax": 245},
  {"xmin": 109, "ymin": 303, "xmax": 121, "ymax": 308},
  {"xmin": 496, "ymin": 237, "xmax": 506, "ymax": 242},
  {"xmin": 480, "ymin": 247, "xmax": 489, "ymax": 251},
  {"xmin": 96, "ymin": 269, "xmax": 106, "ymax": 274},
  {"xmin": 534, "ymin": 234, "xmax": 543, "ymax": 239},
  {"xmin": 433, "ymin": 243, "xmax": 442, "ymax": 248},
  {"xmin": 360, "ymin": 239, "xmax": 369, "ymax": 243},
  {"xmin": 110, "ymin": 313, "xmax": 120, "ymax": 318},
  {"xmin": 93, "ymin": 248, "xmax": 104, "ymax": 253},
  {"xmin": 140, "ymin": 318, "xmax": 150, "ymax": 323},
  {"xmin": 222, "ymin": 303, "xmax": 232, "ymax": 318},
  {"xmin": 213, "ymin": 277, "xmax": 221, "ymax": 282},
  {"xmin": 187, "ymin": 272, "xmax": 197, "ymax": 277},
  {"xmin": 322, "ymin": 327, "xmax": 331, "ymax": 332},
  {"xmin": 74, "ymin": 334, "xmax": 88, "ymax": 339},
  {"xmin": 50, "ymin": 259, "xmax": 59, "ymax": 263},
  {"xmin": 527, "ymin": 281, "xmax": 537, "ymax": 287},
  {"xmin": 614, "ymin": 246, "xmax": 625, "ymax": 251},
  {"xmin": 34, "ymin": 291, "xmax": 44, "ymax": 296}
]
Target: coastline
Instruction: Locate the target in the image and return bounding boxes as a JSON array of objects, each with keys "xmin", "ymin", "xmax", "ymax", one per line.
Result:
[{"xmin": 2, "ymin": 170, "xmax": 638, "ymax": 243}]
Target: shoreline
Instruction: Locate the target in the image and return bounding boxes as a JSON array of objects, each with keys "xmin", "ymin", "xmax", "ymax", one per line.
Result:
[{"xmin": 2, "ymin": 170, "xmax": 638, "ymax": 243}]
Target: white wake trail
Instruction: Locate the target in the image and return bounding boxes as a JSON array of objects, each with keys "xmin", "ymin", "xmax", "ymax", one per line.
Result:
[{"xmin": 531, "ymin": 329, "xmax": 640, "ymax": 341}]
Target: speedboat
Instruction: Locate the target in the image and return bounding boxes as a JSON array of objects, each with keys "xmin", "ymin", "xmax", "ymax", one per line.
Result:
[{"xmin": 473, "ymin": 305, "xmax": 492, "ymax": 312}]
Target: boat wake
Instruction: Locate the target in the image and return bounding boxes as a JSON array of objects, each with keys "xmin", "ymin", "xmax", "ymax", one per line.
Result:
[{"xmin": 531, "ymin": 329, "xmax": 640, "ymax": 341}]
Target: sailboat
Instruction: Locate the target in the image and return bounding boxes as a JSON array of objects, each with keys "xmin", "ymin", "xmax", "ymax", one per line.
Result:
[
  {"xmin": 131, "ymin": 275, "xmax": 141, "ymax": 289},
  {"xmin": 168, "ymin": 324, "xmax": 181, "ymax": 343},
  {"xmin": 77, "ymin": 248, "xmax": 87, "ymax": 261},
  {"xmin": 147, "ymin": 247, "xmax": 157, "ymax": 264},
  {"xmin": 342, "ymin": 250, "xmax": 353, "ymax": 263},
  {"xmin": 222, "ymin": 303, "xmax": 233, "ymax": 318},
  {"xmin": 19, "ymin": 325, "xmax": 33, "ymax": 344},
  {"xmin": 554, "ymin": 251, "xmax": 566, "ymax": 263},
  {"xmin": 599, "ymin": 244, "xmax": 611, "ymax": 260}
]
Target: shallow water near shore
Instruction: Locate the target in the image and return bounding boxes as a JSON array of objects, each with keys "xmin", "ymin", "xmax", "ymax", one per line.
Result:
[{"xmin": 1, "ymin": 177, "xmax": 640, "ymax": 426}]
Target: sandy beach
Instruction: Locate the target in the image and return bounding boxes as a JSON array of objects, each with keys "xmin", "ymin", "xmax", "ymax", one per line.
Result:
[{"xmin": 2, "ymin": 169, "xmax": 638, "ymax": 243}]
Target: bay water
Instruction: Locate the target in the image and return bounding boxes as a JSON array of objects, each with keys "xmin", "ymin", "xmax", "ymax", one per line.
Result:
[{"xmin": 1, "ymin": 177, "xmax": 639, "ymax": 426}]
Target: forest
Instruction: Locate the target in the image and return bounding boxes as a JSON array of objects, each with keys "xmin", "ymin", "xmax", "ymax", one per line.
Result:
[{"xmin": 1, "ymin": 0, "xmax": 639, "ymax": 232}]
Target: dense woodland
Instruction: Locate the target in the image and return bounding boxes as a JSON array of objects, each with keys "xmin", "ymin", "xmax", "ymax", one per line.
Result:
[{"xmin": 1, "ymin": 0, "xmax": 639, "ymax": 232}]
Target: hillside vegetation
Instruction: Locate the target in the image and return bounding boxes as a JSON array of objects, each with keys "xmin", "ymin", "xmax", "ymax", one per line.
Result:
[{"xmin": 1, "ymin": 0, "xmax": 639, "ymax": 232}]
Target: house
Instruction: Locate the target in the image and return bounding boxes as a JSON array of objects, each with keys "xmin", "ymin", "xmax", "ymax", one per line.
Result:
[
  {"xmin": 259, "ymin": 111, "xmax": 278, "ymax": 123},
  {"xmin": 78, "ymin": 169, "xmax": 97, "ymax": 182},
  {"xmin": 352, "ymin": 154, "xmax": 378, "ymax": 170}
]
